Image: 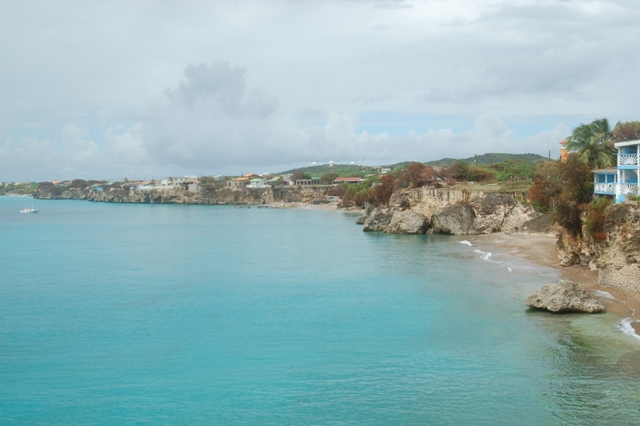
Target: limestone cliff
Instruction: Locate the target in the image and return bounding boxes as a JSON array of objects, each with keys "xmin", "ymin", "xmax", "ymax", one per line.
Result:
[
  {"xmin": 34, "ymin": 186, "xmax": 328, "ymax": 205},
  {"xmin": 556, "ymin": 202, "xmax": 640, "ymax": 292},
  {"xmin": 360, "ymin": 186, "xmax": 546, "ymax": 235}
]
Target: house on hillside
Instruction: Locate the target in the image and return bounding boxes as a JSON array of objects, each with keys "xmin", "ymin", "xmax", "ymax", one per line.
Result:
[
  {"xmin": 160, "ymin": 176, "xmax": 187, "ymax": 189},
  {"xmin": 593, "ymin": 139, "xmax": 639, "ymax": 203},
  {"xmin": 593, "ymin": 168, "xmax": 617, "ymax": 197},
  {"xmin": 615, "ymin": 140, "xmax": 639, "ymax": 203},
  {"xmin": 296, "ymin": 177, "xmax": 323, "ymax": 186},
  {"xmin": 333, "ymin": 177, "xmax": 364, "ymax": 184},
  {"xmin": 184, "ymin": 178, "xmax": 200, "ymax": 192},
  {"xmin": 246, "ymin": 178, "xmax": 269, "ymax": 188},
  {"xmin": 266, "ymin": 177, "xmax": 281, "ymax": 186},
  {"xmin": 226, "ymin": 174, "xmax": 258, "ymax": 189},
  {"xmin": 371, "ymin": 166, "xmax": 391, "ymax": 174}
]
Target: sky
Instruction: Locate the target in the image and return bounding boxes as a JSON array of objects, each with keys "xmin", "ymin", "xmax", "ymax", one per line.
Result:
[{"xmin": 1, "ymin": 0, "xmax": 639, "ymax": 182}]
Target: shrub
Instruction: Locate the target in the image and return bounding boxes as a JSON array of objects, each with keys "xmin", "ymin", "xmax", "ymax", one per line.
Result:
[
  {"xmin": 371, "ymin": 174, "xmax": 396, "ymax": 205},
  {"xmin": 528, "ymin": 154, "xmax": 593, "ymax": 235},
  {"xmin": 491, "ymin": 160, "xmax": 536, "ymax": 182},
  {"xmin": 396, "ymin": 162, "xmax": 436, "ymax": 188},
  {"xmin": 448, "ymin": 160, "xmax": 497, "ymax": 182},
  {"xmin": 341, "ymin": 183, "xmax": 373, "ymax": 207},
  {"xmin": 584, "ymin": 197, "xmax": 612, "ymax": 242},
  {"xmin": 327, "ymin": 185, "xmax": 346, "ymax": 198},
  {"xmin": 321, "ymin": 172, "xmax": 338, "ymax": 184}
]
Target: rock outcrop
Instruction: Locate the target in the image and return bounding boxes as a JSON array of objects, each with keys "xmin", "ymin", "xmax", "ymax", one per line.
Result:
[
  {"xmin": 519, "ymin": 214, "xmax": 552, "ymax": 234},
  {"xmin": 362, "ymin": 208, "xmax": 392, "ymax": 232},
  {"xmin": 430, "ymin": 205, "xmax": 476, "ymax": 235},
  {"xmin": 386, "ymin": 210, "xmax": 429, "ymax": 234},
  {"xmin": 387, "ymin": 187, "xmax": 542, "ymax": 235},
  {"xmin": 473, "ymin": 193, "xmax": 531, "ymax": 234},
  {"xmin": 556, "ymin": 201, "xmax": 640, "ymax": 292},
  {"xmin": 525, "ymin": 281, "xmax": 606, "ymax": 313},
  {"xmin": 358, "ymin": 186, "xmax": 546, "ymax": 235},
  {"xmin": 356, "ymin": 203, "xmax": 375, "ymax": 225}
]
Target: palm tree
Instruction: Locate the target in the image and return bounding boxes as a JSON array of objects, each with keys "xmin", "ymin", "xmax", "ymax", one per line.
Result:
[{"xmin": 565, "ymin": 118, "xmax": 616, "ymax": 169}]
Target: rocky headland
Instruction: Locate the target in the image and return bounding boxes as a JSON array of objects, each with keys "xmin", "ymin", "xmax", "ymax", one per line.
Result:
[
  {"xmin": 556, "ymin": 201, "xmax": 640, "ymax": 294},
  {"xmin": 357, "ymin": 186, "xmax": 550, "ymax": 236},
  {"xmin": 34, "ymin": 185, "xmax": 330, "ymax": 206}
]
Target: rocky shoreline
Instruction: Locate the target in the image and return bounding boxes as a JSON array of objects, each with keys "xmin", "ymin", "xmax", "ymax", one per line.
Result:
[
  {"xmin": 34, "ymin": 185, "xmax": 331, "ymax": 206},
  {"xmin": 471, "ymin": 233, "xmax": 640, "ymax": 337},
  {"xmin": 355, "ymin": 187, "xmax": 551, "ymax": 235},
  {"xmin": 29, "ymin": 182, "xmax": 640, "ymax": 329}
]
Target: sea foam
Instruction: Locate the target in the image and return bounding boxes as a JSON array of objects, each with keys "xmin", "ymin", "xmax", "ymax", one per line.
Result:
[
  {"xmin": 619, "ymin": 318, "xmax": 640, "ymax": 341},
  {"xmin": 593, "ymin": 290, "xmax": 616, "ymax": 299},
  {"xmin": 473, "ymin": 249, "xmax": 512, "ymax": 272}
]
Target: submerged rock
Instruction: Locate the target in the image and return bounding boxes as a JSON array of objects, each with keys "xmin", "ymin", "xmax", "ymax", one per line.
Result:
[
  {"xmin": 385, "ymin": 210, "xmax": 429, "ymax": 234},
  {"xmin": 525, "ymin": 281, "xmax": 605, "ymax": 313},
  {"xmin": 363, "ymin": 208, "xmax": 392, "ymax": 232}
]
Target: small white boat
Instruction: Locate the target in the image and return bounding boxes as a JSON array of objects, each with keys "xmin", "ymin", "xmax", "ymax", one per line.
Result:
[{"xmin": 20, "ymin": 203, "xmax": 38, "ymax": 214}]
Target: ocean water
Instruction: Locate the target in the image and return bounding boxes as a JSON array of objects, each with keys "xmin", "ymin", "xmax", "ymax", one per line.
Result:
[{"xmin": 1, "ymin": 196, "xmax": 640, "ymax": 425}]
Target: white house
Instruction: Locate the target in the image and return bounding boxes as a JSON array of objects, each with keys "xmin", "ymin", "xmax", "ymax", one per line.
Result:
[
  {"xmin": 246, "ymin": 178, "xmax": 270, "ymax": 188},
  {"xmin": 593, "ymin": 139, "xmax": 639, "ymax": 203}
]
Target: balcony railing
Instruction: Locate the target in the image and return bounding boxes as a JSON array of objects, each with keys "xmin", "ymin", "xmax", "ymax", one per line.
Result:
[
  {"xmin": 618, "ymin": 183, "xmax": 639, "ymax": 195},
  {"xmin": 594, "ymin": 183, "xmax": 616, "ymax": 194},
  {"xmin": 618, "ymin": 154, "xmax": 639, "ymax": 166}
]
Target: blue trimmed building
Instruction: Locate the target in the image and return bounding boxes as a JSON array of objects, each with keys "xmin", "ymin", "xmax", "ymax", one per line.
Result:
[{"xmin": 593, "ymin": 139, "xmax": 639, "ymax": 203}]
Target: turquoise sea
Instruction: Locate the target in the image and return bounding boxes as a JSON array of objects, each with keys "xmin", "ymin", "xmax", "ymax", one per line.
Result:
[{"xmin": 1, "ymin": 196, "xmax": 640, "ymax": 425}]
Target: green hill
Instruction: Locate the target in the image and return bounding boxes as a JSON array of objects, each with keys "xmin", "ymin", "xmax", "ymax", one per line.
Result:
[
  {"xmin": 279, "ymin": 164, "xmax": 376, "ymax": 177},
  {"xmin": 425, "ymin": 153, "xmax": 546, "ymax": 167},
  {"xmin": 277, "ymin": 154, "xmax": 545, "ymax": 177}
]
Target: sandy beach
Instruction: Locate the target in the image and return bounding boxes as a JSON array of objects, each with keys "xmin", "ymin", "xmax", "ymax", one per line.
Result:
[{"xmin": 470, "ymin": 232, "xmax": 640, "ymax": 335}]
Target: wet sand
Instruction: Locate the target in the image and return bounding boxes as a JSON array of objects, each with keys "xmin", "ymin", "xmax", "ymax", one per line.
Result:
[{"xmin": 470, "ymin": 233, "xmax": 640, "ymax": 335}]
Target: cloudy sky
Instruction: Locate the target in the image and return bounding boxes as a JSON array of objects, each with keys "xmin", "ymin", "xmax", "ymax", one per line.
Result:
[{"xmin": 1, "ymin": 0, "xmax": 639, "ymax": 181}]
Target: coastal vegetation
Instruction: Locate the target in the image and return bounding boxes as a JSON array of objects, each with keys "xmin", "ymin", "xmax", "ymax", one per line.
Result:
[
  {"xmin": 530, "ymin": 118, "xmax": 640, "ymax": 237},
  {"xmin": 0, "ymin": 181, "xmax": 39, "ymax": 195},
  {"xmin": 565, "ymin": 118, "xmax": 616, "ymax": 169},
  {"xmin": 528, "ymin": 154, "xmax": 593, "ymax": 235},
  {"xmin": 425, "ymin": 153, "xmax": 546, "ymax": 166}
]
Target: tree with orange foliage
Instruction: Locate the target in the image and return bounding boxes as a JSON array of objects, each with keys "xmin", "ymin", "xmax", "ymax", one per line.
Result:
[
  {"xmin": 397, "ymin": 162, "xmax": 436, "ymax": 188},
  {"xmin": 371, "ymin": 174, "xmax": 396, "ymax": 205},
  {"xmin": 613, "ymin": 121, "xmax": 640, "ymax": 142}
]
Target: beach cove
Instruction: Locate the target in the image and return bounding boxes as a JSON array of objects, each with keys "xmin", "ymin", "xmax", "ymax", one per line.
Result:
[{"xmin": 2, "ymin": 196, "xmax": 640, "ymax": 425}]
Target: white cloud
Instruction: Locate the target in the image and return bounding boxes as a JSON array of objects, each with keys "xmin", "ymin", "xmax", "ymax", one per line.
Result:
[
  {"xmin": 61, "ymin": 124, "xmax": 97, "ymax": 162},
  {"xmin": 1, "ymin": 0, "xmax": 638, "ymax": 180},
  {"xmin": 104, "ymin": 125, "xmax": 149, "ymax": 164}
]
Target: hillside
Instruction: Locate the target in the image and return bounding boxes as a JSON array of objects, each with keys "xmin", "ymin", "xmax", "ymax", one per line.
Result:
[
  {"xmin": 278, "ymin": 154, "xmax": 546, "ymax": 176},
  {"xmin": 279, "ymin": 164, "xmax": 382, "ymax": 177},
  {"xmin": 425, "ymin": 153, "xmax": 546, "ymax": 166}
]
